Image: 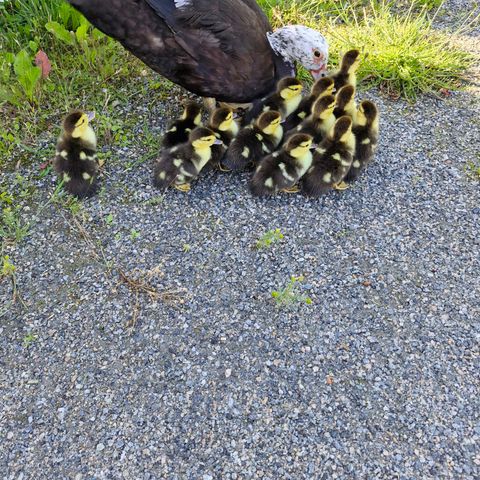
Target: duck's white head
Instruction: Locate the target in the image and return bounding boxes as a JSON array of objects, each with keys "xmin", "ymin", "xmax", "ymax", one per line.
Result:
[{"xmin": 267, "ymin": 25, "xmax": 329, "ymax": 80}]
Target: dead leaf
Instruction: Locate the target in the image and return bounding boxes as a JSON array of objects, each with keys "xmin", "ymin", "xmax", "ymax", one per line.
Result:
[
  {"xmin": 326, "ymin": 375, "xmax": 334, "ymax": 385},
  {"xmin": 362, "ymin": 280, "xmax": 372, "ymax": 287},
  {"xmin": 35, "ymin": 50, "xmax": 51, "ymax": 78}
]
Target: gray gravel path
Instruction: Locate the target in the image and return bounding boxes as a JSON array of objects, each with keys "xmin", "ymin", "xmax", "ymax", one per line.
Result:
[{"xmin": 1, "ymin": 13, "xmax": 480, "ymax": 480}]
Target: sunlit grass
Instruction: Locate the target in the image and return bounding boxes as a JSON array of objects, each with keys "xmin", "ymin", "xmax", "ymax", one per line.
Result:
[{"xmin": 260, "ymin": 0, "xmax": 477, "ymax": 101}]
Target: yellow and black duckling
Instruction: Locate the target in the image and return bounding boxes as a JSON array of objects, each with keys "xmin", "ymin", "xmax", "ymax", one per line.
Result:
[
  {"xmin": 250, "ymin": 133, "xmax": 313, "ymax": 196},
  {"xmin": 53, "ymin": 110, "xmax": 101, "ymax": 198},
  {"xmin": 223, "ymin": 110, "xmax": 283, "ymax": 171},
  {"xmin": 285, "ymin": 94, "xmax": 336, "ymax": 143},
  {"xmin": 345, "ymin": 100, "xmax": 379, "ymax": 183},
  {"xmin": 207, "ymin": 107, "xmax": 240, "ymax": 169},
  {"xmin": 247, "ymin": 77, "xmax": 303, "ymax": 122},
  {"xmin": 334, "ymin": 84, "xmax": 356, "ymax": 120},
  {"xmin": 302, "ymin": 116, "xmax": 356, "ymax": 197},
  {"xmin": 283, "ymin": 76, "xmax": 335, "ymax": 131},
  {"xmin": 161, "ymin": 101, "xmax": 202, "ymax": 149},
  {"xmin": 331, "ymin": 49, "xmax": 361, "ymax": 91},
  {"xmin": 153, "ymin": 127, "xmax": 221, "ymax": 192}
]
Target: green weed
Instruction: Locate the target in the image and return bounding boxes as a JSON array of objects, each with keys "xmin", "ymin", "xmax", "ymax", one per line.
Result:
[
  {"xmin": 130, "ymin": 229, "xmax": 140, "ymax": 240},
  {"xmin": 255, "ymin": 228, "xmax": 284, "ymax": 249},
  {"xmin": 0, "ymin": 206, "xmax": 30, "ymax": 244},
  {"xmin": 465, "ymin": 157, "xmax": 480, "ymax": 181},
  {"xmin": 105, "ymin": 213, "xmax": 114, "ymax": 226},
  {"xmin": 23, "ymin": 332, "xmax": 38, "ymax": 348},
  {"xmin": 1, "ymin": 255, "xmax": 15, "ymax": 278},
  {"xmin": 261, "ymin": 0, "xmax": 476, "ymax": 101},
  {"xmin": 271, "ymin": 275, "xmax": 312, "ymax": 308}
]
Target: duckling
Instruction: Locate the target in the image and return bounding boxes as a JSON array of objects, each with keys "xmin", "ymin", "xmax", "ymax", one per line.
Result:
[
  {"xmin": 345, "ymin": 100, "xmax": 379, "ymax": 183},
  {"xmin": 334, "ymin": 85, "xmax": 356, "ymax": 121},
  {"xmin": 302, "ymin": 116, "xmax": 356, "ymax": 197},
  {"xmin": 207, "ymin": 107, "xmax": 239, "ymax": 169},
  {"xmin": 161, "ymin": 101, "xmax": 202, "ymax": 148},
  {"xmin": 53, "ymin": 110, "xmax": 100, "ymax": 198},
  {"xmin": 223, "ymin": 110, "xmax": 283, "ymax": 171},
  {"xmin": 283, "ymin": 76, "xmax": 335, "ymax": 131},
  {"xmin": 250, "ymin": 133, "xmax": 313, "ymax": 196},
  {"xmin": 285, "ymin": 94, "xmax": 336, "ymax": 143},
  {"xmin": 153, "ymin": 127, "xmax": 221, "ymax": 192},
  {"xmin": 246, "ymin": 77, "xmax": 303, "ymax": 123},
  {"xmin": 331, "ymin": 49, "xmax": 361, "ymax": 90}
]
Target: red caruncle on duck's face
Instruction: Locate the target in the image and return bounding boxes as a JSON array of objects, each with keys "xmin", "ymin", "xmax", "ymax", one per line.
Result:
[{"xmin": 309, "ymin": 48, "xmax": 327, "ymax": 80}]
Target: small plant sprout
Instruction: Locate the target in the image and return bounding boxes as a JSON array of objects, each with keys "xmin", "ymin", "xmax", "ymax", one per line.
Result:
[
  {"xmin": 0, "ymin": 255, "xmax": 23, "ymax": 312},
  {"xmin": 1, "ymin": 255, "xmax": 15, "ymax": 278},
  {"xmin": 182, "ymin": 243, "xmax": 191, "ymax": 253},
  {"xmin": 0, "ymin": 206, "xmax": 30, "ymax": 244},
  {"xmin": 130, "ymin": 229, "xmax": 140, "ymax": 240},
  {"xmin": 271, "ymin": 275, "xmax": 313, "ymax": 308},
  {"xmin": 105, "ymin": 213, "xmax": 114, "ymax": 226},
  {"xmin": 23, "ymin": 332, "xmax": 38, "ymax": 348},
  {"xmin": 255, "ymin": 228, "xmax": 284, "ymax": 249},
  {"xmin": 465, "ymin": 157, "xmax": 480, "ymax": 181}
]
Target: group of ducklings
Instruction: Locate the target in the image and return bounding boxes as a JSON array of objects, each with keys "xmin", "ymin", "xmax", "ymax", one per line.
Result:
[{"xmin": 53, "ymin": 49, "xmax": 379, "ymax": 199}]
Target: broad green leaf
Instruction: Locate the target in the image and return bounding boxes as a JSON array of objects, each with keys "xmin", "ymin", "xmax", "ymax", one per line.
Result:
[
  {"xmin": 75, "ymin": 23, "xmax": 89, "ymax": 43},
  {"xmin": 45, "ymin": 21, "xmax": 75, "ymax": 46}
]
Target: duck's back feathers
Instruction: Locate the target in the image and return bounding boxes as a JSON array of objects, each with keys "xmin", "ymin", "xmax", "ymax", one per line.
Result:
[{"xmin": 69, "ymin": 0, "xmax": 285, "ymax": 102}]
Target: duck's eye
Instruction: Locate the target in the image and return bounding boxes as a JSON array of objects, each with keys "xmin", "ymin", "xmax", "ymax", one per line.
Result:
[{"xmin": 314, "ymin": 50, "xmax": 321, "ymax": 58}]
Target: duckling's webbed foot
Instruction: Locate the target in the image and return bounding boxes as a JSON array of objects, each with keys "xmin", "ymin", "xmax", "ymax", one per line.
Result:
[
  {"xmin": 173, "ymin": 183, "xmax": 191, "ymax": 192},
  {"xmin": 333, "ymin": 181, "xmax": 350, "ymax": 191},
  {"xmin": 281, "ymin": 185, "xmax": 300, "ymax": 194},
  {"xmin": 218, "ymin": 163, "xmax": 232, "ymax": 172}
]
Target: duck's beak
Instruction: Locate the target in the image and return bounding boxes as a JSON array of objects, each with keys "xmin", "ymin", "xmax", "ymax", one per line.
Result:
[
  {"xmin": 213, "ymin": 139, "xmax": 224, "ymax": 145},
  {"xmin": 86, "ymin": 111, "xmax": 96, "ymax": 121},
  {"xmin": 309, "ymin": 66, "xmax": 328, "ymax": 80}
]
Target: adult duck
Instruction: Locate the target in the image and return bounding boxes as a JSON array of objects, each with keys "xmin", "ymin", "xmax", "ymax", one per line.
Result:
[{"xmin": 68, "ymin": 0, "xmax": 329, "ymax": 104}]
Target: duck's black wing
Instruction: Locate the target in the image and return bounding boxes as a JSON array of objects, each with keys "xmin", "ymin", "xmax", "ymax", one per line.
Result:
[{"xmin": 68, "ymin": 0, "xmax": 286, "ymax": 102}]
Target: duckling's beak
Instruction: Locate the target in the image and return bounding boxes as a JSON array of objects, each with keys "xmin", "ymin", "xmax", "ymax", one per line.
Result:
[
  {"xmin": 86, "ymin": 111, "xmax": 95, "ymax": 121},
  {"xmin": 213, "ymin": 139, "xmax": 223, "ymax": 145},
  {"xmin": 310, "ymin": 143, "xmax": 318, "ymax": 150}
]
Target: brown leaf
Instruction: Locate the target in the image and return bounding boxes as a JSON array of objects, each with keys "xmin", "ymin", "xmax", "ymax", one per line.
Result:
[
  {"xmin": 35, "ymin": 50, "xmax": 51, "ymax": 79},
  {"xmin": 362, "ymin": 280, "xmax": 372, "ymax": 287},
  {"xmin": 326, "ymin": 375, "xmax": 334, "ymax": 385}
]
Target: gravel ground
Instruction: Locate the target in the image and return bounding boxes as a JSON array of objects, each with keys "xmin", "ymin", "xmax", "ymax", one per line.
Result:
[{"xmin": 1, "ymin": 11, "xmax": 480, "ymax": 480}]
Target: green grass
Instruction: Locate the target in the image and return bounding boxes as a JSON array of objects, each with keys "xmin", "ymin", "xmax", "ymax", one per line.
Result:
[
  {"xmin": 0, "ymin": 0, "xmax": 171, "ymax": 170},
  {"xmin": 465, "ymin": 156, "xmax": 480, "ymax": 181},
  {"xmin": 259, "ymin": 0, "xmax": 476, "ymax": 100}
]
